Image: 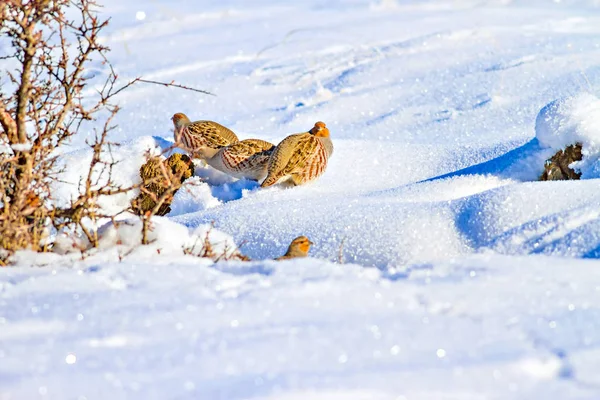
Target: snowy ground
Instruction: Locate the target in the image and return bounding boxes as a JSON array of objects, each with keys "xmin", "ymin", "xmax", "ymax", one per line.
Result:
[{"xmin": 3, "ymin": 0, "xmax": 600, "ymax": 399}]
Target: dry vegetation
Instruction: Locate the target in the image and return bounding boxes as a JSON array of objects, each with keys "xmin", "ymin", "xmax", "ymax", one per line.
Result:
[
  {"xmin": 131, "ymin": 153, "xmax": 195, "ymax": 244},
  {"xmin": 0, "ymin": 0, "xmax": 209, "ymax": 264}
]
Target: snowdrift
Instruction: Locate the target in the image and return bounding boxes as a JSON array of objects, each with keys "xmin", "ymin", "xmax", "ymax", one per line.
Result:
[{"xmin": 36, "ymin": 93, "xmax": 600, "ymax": 267}]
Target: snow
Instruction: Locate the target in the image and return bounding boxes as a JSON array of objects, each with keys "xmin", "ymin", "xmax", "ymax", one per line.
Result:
[
  {"xmin": 3, "ymin": 0, "xmax": 600, "ymax": 399},
  {"xmin": 535, "ymin": 93, "xmax": 600, "ymax": 151},
  {"xmin": 4, "ymin": 255, "xmax": 600, "ymax": 399},
  {"xmin": 535, "ymin": 93, "xmax": 600, "ymax": 178},
  {"xmin": 10, "ymin": 142, "xmax": 33, "ymax": 152},
  {"xmin": 168, "ymin": 177, "xmax": 222, "ymax": 216},
  {"xmin": 52, "ymin": 217, "xmax": 240, "ymax": 261}
]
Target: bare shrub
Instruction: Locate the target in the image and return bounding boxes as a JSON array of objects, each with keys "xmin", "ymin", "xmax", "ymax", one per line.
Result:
[
  {"xmin": 0, "ymin": 0, "xmax": 210, "ymax": 264},
  {"xmin": 0, "ymin": 0, "xmax": 129, "ymax": 262}
]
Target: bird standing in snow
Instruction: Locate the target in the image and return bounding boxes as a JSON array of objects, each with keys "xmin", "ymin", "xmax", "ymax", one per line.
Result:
[
  {"xmin": 276, "ymin": 236, "xmax": 314, "ymax": 260},
  {"xmin": 171, "ymin": 113, "xmax": 239, "ymax": 160},
  {"xmin": 203, "ymin": 139, "xmax": 275, "ymax": 181},
  {"xmin": 261, "ymin": 121, "xmax": 333, "ymax": 188}
]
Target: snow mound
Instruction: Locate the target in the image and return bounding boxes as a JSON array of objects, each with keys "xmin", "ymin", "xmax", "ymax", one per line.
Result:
[
  {"xmin": 52, "ymin": 217, "xmax": 240, "ymax": 262},
  {"xmin": 535, "ymin": 93, "xmax": 600, "ymax": 178},
  {"xmin": 169, "ymin": 177, "xmax": 222, "ymax": 216},
  {"xmin": 99, "ymin": 218, "xmax": 239, "ymax": 260},
  {"xmin": 186, "ymin": 223, "xmax": 241, "ymax": 259}
]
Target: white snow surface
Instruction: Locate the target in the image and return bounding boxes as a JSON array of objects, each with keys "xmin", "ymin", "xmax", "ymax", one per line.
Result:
[{"xmin": 4, "ymin": 0, "xmax": 600, "ymax": 399}]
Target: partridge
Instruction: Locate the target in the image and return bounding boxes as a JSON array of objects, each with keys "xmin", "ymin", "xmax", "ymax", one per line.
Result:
[
  {"xmin": 276, "ymin": 236, "xmax": 314, "ymax": 260},
  {"xmin": 204, "ymin": 139, "xmax": 275, "ymax": 181},
  {"xmin": 261, "ymin": 121, "xmax": 333, "ymax": 188},
  {"xmin": 171, "ymin": 113, "xmax": 239, "ymax": 160}
]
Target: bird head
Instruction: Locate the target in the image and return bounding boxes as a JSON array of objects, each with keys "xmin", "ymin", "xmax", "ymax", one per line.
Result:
[
  {"xmin": 289, "ymin": 235, "xmax": 313, "ymax": 256},
  {"xmin": 171, "ymin": 113, "xmax": 191, "ymax": 128},
  {"xmin": 309, "ymin": 121, "xmax": 329, "ymax": 137}
]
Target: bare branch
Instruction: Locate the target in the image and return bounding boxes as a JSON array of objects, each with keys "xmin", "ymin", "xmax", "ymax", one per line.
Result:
[
  {"xmin": 136, "ymin": 78, "xmax": 216, "ymax": 96},
  {"xmin": 337, "ymin": 236, "xmax": 346, "ymax": 264}
]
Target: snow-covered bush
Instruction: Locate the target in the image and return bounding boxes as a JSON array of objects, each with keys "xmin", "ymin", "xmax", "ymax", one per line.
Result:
[
  {"xmin": 0, "ymin": 0, "xmax": 136, "ymax": 262},
  {"xmin": 53, "ymin": 217, "xmax": 244, "ymax": 261},
  {"xmin": 536, "ymin": 93, "xmax": 600, "ymax": 179},
  {"xmin": 0, "ymin": 1, "xmax": 210, "ymax": 264}
]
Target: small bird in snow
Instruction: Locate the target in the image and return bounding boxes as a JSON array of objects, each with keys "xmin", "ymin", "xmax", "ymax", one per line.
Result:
[
  {"xmin": 203, "ymin": 139, "xmax": 275, "ymax": 181},
  {"xmin": 276, "ymin": 236, "xmax": 314, "ymax": 260},
  {"xmin": 171, "ymin": 113, "xmax": 239, "ymax": 160},
  {"xmin": 261, "ymin": 121, "xmax": 333, "ymax": 188}
]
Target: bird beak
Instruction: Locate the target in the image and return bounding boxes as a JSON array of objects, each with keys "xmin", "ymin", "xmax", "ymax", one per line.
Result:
[{"xmin": 308, "ymin": 239, "xmax": 314, "ymax": 245}]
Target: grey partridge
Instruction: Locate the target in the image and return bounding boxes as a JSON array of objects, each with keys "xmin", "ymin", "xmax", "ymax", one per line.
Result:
[
  {"xmin": 171, "ymin": 113, "xmax": 239, "ymax": 160},
  {"xmin": 275, "ymin": 236, "xmax": 313, "ymax": 260},
  {"xmin": 204, "ymin": 139, "xmax": 275, "ymax": 181},
  {"xmin": 261, "ymin": 122, "xmax": 333, "ymax": 188}
]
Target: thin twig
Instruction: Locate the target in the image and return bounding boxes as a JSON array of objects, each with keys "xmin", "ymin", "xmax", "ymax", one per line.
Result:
[
  {"xmin": 136, "ymin": 78, "xmax": 216, "ymax": 96},
  {"xmin": 338, "ymin": 236, "xmax": 347, "ymax": 264}
]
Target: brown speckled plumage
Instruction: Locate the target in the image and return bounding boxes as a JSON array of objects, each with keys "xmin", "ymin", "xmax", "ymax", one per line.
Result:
[
  {"xmin": 172, "ymin": 113, "xmax": 239, "ymax": 159},
  {"xmin": 275, "ymin": 236, "xmax": 313, "ymax": 260},
  {"xmin": 208, "ymin": 139, "xmax": 275, "ymax": 181},
  {"xmin": 261, "ymin": 121, "xmax": 333, "ymax": 188}
]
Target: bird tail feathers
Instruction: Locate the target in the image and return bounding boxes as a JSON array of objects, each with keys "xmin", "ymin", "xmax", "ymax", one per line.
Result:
[{"xmin": 260, "ymin": 175, "xmax": 278, "ymax": 188}]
